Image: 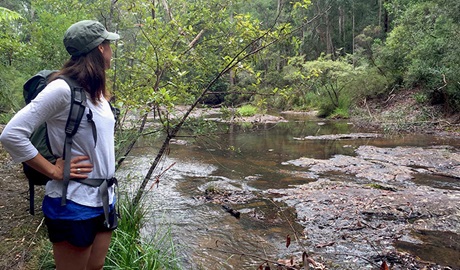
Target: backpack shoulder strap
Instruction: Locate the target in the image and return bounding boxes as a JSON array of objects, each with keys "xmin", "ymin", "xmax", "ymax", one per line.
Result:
[
  {"xmin": 58, "ymin": 76, "xmax": 87, "ymax": 136},
  {"xmin": 55, "ymin": 75, "xmax": 97, "ymax": 206}
]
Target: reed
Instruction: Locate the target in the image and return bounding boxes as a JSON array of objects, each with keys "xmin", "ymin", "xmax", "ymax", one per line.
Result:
[{"xmin": 105, "ymin": 195, "xmax": 182, "ymax": 270}]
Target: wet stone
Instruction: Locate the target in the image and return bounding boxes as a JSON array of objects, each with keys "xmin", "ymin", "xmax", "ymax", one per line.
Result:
[
  {"xmin": 294, "ymin": 132, "xmax": 383, "ymax": 141},
  {"xmin": 284, "ymin": 145, "xmax": 460, "ymax": 182},
  {"xmin": 266, "ymin": 179, "xmax": 460, "ymax": 269},
  {"xmin": 274, "ymin": 142, "xmax": 460, "ymax": 269}
]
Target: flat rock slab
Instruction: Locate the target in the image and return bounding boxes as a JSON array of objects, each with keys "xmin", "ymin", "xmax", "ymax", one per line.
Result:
[
  {"xmin": 283, "ymin": 145, "xmax": 460, "ymax": 182},
  {"xmin": 266, "ymin": 179, "xmax": 460, "ymax": 269},
  {"xmin": 294, "ymin": 133, "xmax": 383, "ymax": 140},
  {"xmin": 275, "ymin": 144, "xmax": 460, "ymax": 268}
]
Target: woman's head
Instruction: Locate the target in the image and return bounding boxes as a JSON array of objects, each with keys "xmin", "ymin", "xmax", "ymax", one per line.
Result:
[
  {"xmin": 63, "ymin": 20, "xmax": 119, "ymax": 58},
  {"xmin": 60, "ymin": 20, "xmax": 119, "ymax": 103}
]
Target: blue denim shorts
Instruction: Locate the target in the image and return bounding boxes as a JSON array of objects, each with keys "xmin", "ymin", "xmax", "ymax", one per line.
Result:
[{"xmin": 44, "ymin": 209, "xmax": 118, "ymax": 247}]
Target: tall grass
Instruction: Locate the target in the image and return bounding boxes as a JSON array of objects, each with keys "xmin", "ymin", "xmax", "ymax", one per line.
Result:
[
  {"xmin": 35, "ymin": 195, "xmax": 182, "ymax": 269},
  {"xmin": 106, "ymin": 195, "xmax": 182, "ymax": 270}
]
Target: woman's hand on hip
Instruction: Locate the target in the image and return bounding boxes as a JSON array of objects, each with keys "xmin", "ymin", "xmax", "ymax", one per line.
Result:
[{"xmin": 53, "ymin": 156, "xmax": 93, "ymax": 180}]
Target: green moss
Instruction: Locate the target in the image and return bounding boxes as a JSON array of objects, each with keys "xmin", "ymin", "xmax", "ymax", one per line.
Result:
[{"xmin": 367, "ymin": 183, "xmax": 397, "ymax": 192}]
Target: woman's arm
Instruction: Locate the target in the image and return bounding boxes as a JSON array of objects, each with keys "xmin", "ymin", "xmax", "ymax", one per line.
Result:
[
  {"xmin": 0, "ymin": 79, "xmax": 93, "ymax": 179},
  {"xmin": 24, "ymin": 154, "xmax": 93, "ymax": 180}
]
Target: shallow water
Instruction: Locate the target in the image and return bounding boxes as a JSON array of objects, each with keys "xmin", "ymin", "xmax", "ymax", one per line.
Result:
[
  {"xmin": 117, "ymin": 116, "xmax": 460, "ymax": 269},
  {"xmin": 395, "ymin": 230, "xmax": 460, "ymax": 268}
]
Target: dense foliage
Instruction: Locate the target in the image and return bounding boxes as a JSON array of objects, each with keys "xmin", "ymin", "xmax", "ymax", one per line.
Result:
[{"xmin": 1, "ymin": 0, "xmax": 459, "ymax": 121}]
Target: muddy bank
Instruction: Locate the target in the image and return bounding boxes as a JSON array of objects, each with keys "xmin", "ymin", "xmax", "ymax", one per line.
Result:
[{"xmin": 265, "ymin": 141, "xmax": 460, "ymax": 269}]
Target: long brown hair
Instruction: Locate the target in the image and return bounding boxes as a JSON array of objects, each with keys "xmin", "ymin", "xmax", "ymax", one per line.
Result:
[{"xmin": 55, "ymin": 42, "xmax": 108, "ymax": 104}]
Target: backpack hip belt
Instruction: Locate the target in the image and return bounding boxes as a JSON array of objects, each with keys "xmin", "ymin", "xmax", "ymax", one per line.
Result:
[{"xmin": 72, "ymin": 177, "xmax": 118, "ymax": 228}]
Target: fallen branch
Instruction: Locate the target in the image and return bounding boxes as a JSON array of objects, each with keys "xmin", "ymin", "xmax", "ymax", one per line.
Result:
[{"xmin": 149, "ymin": 162, "xmax": 176, "ymax": 190}]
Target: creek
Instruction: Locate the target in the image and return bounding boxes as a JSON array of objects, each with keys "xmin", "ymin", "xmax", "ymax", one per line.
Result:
[{"xmin": 117, "ymin": 112, "xmax": 460, "ymax": 269}]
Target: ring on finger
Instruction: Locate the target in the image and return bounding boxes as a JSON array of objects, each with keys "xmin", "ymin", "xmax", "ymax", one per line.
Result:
[{"xmin": 77, "ymin": 168, "xmax": 81, "ymax": 173}]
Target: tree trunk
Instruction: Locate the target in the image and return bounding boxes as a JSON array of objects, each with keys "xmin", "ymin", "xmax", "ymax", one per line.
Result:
[
  {"xmin": 352, "ymin": 0, "xmax": 356, "ymax": 67},
  {"xmin": 161, "ymin": 0, "xmax": 174, "ymax": 22},
  {"xmin": 339, "ymin": 6, "xmax": 344, "ymax": 46},
  {"xmin": 326, "ymin": 9, "xmax": 334, "ymax": 58},
  {"xmin": 383, "ymin": 0, "xmax": 389, "ymax": 33},
  {"xmin": 229, "ymin": 1, "xmax": 234, "ymax": 85}
]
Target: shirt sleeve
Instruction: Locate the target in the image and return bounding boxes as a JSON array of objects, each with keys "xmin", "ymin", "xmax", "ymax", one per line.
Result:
[{"xmin": 0, "ymin": 79, "xmax": 70, "ymax": 163}]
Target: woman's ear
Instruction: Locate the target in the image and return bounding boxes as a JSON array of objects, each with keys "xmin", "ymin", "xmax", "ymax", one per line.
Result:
[{"xmin": 98, "ymin": 43, "xmax": 104, "ymax": 53}]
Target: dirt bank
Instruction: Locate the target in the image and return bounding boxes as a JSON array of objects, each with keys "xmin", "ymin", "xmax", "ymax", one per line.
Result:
[{"xmin": 0, "ymin": 141, "xmax": 46, "ymax": 270}]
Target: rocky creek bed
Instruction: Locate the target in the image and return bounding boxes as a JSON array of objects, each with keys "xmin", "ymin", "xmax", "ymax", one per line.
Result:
[
  {"xmin": 1, "ymin": 115, "xmax": 459, "ymax": 269},
  {"xmin": 202, "ymin": 133, "xmax": 460, "ymax": 269},
  {"xmin": 108, "ymin": 108, "xmax": 460, "ymax": 269},
  {"xmin": 264, "ymin": 138, "xmax": 460, "ymax": 269}
]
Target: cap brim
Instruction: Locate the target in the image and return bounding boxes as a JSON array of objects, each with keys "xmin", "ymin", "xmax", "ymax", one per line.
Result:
[{"xmin": 106, "ymin": 32, "xmax": 120, "ymax": 41}]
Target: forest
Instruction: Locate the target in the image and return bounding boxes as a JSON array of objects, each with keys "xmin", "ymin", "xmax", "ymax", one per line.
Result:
[
  {"xmin": 1, "ymin": 0, "xmax": 459, "ymax": 123},
  {"xmin": 1, "ymin": 0, "xmax": 460, "ymax": 269}
]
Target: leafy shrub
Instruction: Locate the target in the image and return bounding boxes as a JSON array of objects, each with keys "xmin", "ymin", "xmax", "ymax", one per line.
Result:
[
  {"xmin": 237, "ymin": 104, "xmax": 258, "ymax": 117},
  {"xmin": 376, "ymin": 1, "xmax": 460, "ymax": 113},
  {"xmin": 0, "ymin": 66, "xmax": 27, "ymax": 119}
]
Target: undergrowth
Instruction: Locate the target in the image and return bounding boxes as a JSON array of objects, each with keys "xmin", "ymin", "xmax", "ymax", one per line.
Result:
[
  {"xmin": 106, "ymin": 195, "xmax": 182, "ymax": 270},
  {"xmin": 34, "ymin": 195, "xmax": 182, "ymax": 269}
]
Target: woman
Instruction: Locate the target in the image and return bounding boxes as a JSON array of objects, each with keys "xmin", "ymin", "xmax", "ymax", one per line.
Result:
[{"xmin": 0, "ymin": 20, "xmax": 119, "ymax": 270}]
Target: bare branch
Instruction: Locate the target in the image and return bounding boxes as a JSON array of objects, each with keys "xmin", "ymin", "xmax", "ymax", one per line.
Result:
[{"xmin": 188, "ymin": 29, "xmax": 205, "ymax": 48}]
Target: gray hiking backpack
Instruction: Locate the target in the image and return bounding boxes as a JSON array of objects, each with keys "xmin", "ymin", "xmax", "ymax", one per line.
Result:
[
  {"xmin": 23, "ymin": 70, "xmax": 92, "ymax": 215},
  {"xmin": 22, "ymin": 71, "xmax": 117, "ymax": 228}
]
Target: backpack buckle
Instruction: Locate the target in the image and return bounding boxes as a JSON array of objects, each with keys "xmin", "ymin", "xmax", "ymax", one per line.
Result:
[{"xmin": 73, "ymin": 87, "xmax": 86, "ymax": 105}]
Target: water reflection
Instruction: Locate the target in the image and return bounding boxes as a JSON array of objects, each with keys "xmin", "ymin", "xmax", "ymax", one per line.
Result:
[{"xmin": 117, "ymin": 118, "xmax": 460, "ymax": 269}]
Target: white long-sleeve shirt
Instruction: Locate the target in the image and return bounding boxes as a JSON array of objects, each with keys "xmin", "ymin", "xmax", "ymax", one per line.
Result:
[{"xmin": 0, "ymin": 78, "xmax": 115, "ymax": 207}]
